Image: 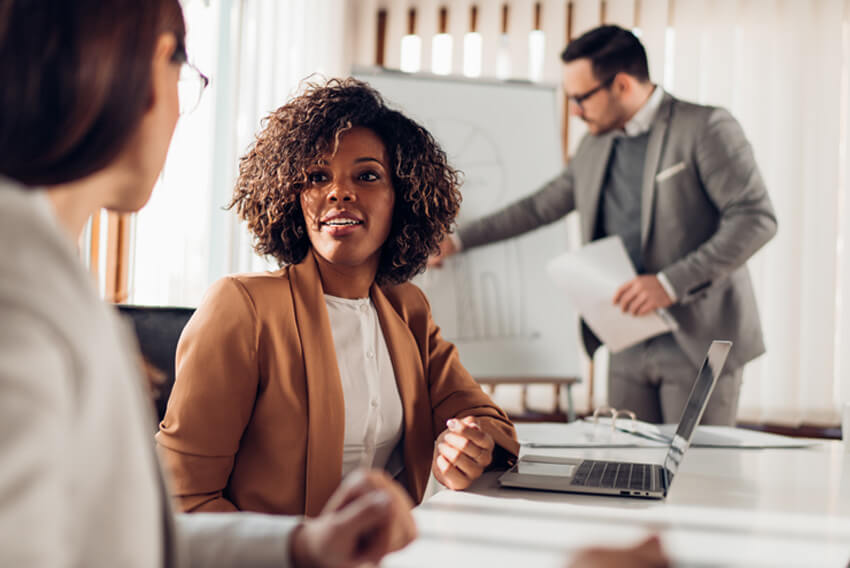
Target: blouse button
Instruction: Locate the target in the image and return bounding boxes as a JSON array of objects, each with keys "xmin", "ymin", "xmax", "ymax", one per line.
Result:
[{"xmin": 366, "ymin": 350, "xmax": 375, "ymax": 359}]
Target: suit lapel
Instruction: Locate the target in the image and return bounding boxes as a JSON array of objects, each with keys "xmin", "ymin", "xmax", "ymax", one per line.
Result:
[
  {"xmin": 580, "ymin": 133, "xmax": 616, "ymax": 244},
  {"xmin": 289, "ymin": 251, "xmax": 345, "ymax": 517},
  {"xmin": 640, "ymin": 94, "xmax": 675, "ymax": 250},
  {"xmin": 370, "ymin": 285, "xmax": 432, "ymax": 500}
]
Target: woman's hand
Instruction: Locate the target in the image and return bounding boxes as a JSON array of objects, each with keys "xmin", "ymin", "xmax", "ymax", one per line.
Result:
[
  {"xmin": 432, "ymin": 416, "xmax": 495, "ymax": 490},
  {"xmin": 289, "ymin": 469, "xmax": 417, "ymax": 568},
  {"xmin": 568, "ymin": 536, "xmax": 670, "ymax": 568}
]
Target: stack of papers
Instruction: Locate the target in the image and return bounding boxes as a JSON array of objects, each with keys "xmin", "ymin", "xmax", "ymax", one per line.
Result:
[
  {"xmin": 546, "ymin": 236, "xmax": 677, "ymax": 352},
  {"xmin": 517, "ymin": 420, "xmax": 819, "ymax": 449}
]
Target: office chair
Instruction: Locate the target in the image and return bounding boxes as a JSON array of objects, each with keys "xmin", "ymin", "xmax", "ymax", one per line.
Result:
[{"xmin": 116, "ymin": 305, "xmax": 195, "ymax": 421}]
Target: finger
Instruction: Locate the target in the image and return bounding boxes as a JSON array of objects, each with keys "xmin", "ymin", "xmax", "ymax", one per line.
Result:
[
  {"xmin": 324, "ymin": 469, "xmax": 385, "ymax": 514},
  {"xmin": 634, "ymin": 535, "xmax": 668, "ymax": 564},
  {"xmin": 617, "ymin": 286, "xmax": 640, "ymax": 312},
  {"xmin": 622, "ymin": 290, "xmax": 646, "ymax": 314},
  {"xmin": 446, "ymin": 418, "xmax": 493, "ymax": 450},
  {"xmin": 334, "ymin": 490, "xmax": 392, "ymax": 542},
  {"xmin": 355, "ymin": 506, "xmax": 417, "ymax": 563},
  {"xmin": 438, "ymin": 442, "xmax": 486, "ymax": 477},
  {"xmin": 629, "ymin": 293, "xmax": 650, "ymax": 316},
  {"xmin": 442, "ymin": 237, "xmax": 457, "ymax": 256},
  {"xmin": 443, "ymin": 433, "xmax": 493, "ymax": 468},
  {"xmin": 434, "ymin": 454, "xmax": 472, "ymax": 490},
  {"xmin": 612, "ymin": 281, "xmax": 630, "ymax": 304},
  {"xmin": 635, "ymin": 297, "xmax": 657, "ymax": 316}
]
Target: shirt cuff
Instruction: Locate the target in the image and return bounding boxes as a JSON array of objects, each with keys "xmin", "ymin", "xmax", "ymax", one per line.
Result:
[
  {"xmin": 449, "ymin": 232, "xmax": 463, "ymax": 253},
  {"xmin": 657, "ymin": 272, "xmax": 678, "ymax": 303}
]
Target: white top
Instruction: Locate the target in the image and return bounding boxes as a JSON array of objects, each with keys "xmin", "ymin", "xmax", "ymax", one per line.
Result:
[
  {"xmin": 324, "ymin": 295, "xmax": 404, "ymax": 478},
  {"xmin": 0, "ymin": 179, "xmax": 298, "ymax": 568}
]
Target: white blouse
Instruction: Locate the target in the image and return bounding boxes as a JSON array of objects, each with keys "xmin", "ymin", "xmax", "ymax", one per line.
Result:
[{"xmin": 324, "ymin": 295, "xmax": 404, "ymax": 478}]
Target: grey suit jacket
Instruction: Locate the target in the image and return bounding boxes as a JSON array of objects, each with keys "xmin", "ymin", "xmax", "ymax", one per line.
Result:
[{"xmin": 458, "ymin": 93, "xmax": 777, "ymax": 371}]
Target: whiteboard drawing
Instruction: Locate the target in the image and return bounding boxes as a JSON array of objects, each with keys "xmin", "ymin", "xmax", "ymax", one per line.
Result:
[{"xmin": 420, "ymin": 118, "xmax": 534, "ymax": 344}]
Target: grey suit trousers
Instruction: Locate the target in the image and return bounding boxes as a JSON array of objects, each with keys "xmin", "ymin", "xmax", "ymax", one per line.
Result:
[{"xmin": 607, "ymin": 334, "xmax": 742, "ymax": 425}]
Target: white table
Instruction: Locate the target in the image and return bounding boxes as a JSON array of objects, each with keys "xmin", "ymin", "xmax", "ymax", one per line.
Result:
[{"xmin": 386, "ymin": 424, "xmax": 850, "ymax": 567}]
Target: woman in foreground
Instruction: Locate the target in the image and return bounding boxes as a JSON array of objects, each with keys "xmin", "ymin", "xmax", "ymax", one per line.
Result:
[{"xmin": 0, "ymin": 1, "xmax": 414, "ymax": 566}]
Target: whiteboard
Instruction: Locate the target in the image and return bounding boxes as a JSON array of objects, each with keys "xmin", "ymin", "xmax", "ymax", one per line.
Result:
[{"xmin": 355, "ymin": 69, "xmax": 580, "ymax": 378}]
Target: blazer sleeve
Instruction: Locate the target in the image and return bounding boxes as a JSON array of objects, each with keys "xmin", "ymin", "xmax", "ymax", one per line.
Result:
[
  {"xmin": 414, "ymin": 289, "xmax": 520, "ymax": 462},
  {"xmin": 175, "ymin": 512, "xmax": 299, "ymax": 568},
  {"xmin": 156, "ymin": 277, "xmax": 261, "ymax": 513},
  {"xmin": 661, "ymin": 108, "xmax": 778, "ymax": 303},
  {"xmin": 0, "ymin": 304, "xmax": 71, "ymax": 567},
  {"xmin": 457, "ymin": 166, "xmax": 576, "ymax": 251}
]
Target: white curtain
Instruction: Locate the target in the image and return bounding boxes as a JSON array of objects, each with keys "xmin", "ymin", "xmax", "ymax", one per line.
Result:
[{"xmin": 130, "ymin": 0, "xmax": 349, "ymax": 306}]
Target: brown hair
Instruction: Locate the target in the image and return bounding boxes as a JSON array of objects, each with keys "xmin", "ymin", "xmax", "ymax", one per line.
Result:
[
  {"xmin": 231, "ymin": 78, "xmax": 462, "ymax": 286},
  {"xmin": 0, "ymin": 0, "xmax": 186, "ymax": 186}
]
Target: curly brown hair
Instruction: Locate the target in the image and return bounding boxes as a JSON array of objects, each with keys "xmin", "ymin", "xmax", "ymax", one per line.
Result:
[{"xmin": 230, "ymin": 78, "xmax": 462, "ymax": 286}]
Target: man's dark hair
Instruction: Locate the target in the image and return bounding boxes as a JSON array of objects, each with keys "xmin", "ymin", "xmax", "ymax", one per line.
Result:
[{"xmin": 560, "ymin": 25, "xmax": 650, "ymax": 83}]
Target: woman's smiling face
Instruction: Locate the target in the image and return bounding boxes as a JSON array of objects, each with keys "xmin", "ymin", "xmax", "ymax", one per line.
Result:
[{"xmin": 300, "ymin": 126, "xmax": 396, "ymax": 273}]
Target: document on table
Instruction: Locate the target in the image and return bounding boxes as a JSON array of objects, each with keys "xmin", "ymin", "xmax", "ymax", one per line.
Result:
[
  {"xmin": 546, "ymin": 236, "xmax": 677, "ymax": 353},
  {"xmin": 517, "ymin": 421, "xmax": 819, "ymax": 449}
]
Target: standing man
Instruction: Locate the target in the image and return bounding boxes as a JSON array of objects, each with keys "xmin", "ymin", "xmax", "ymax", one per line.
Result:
[{"xmin": 430, "ymin": 25, "xmax": 777, "ymax": 425}]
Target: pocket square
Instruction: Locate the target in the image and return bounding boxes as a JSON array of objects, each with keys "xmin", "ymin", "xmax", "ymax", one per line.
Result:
[{"xmin": 655, "ymin": 162, "xmax": 686, "ymax": 183}]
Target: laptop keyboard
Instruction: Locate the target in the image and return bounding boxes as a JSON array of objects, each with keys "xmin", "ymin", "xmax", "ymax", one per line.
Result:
[{"xmin": 571, "ymin": 460, "xmax": 658, "ymax": 492}]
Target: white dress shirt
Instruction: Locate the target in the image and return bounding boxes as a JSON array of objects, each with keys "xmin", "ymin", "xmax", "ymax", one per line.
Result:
[
  {"xmin": 623, "ymin": 84, "xmax": 664, "ymax": 136},
  {"xmin": 324, "ymin": 295, "xmax": 404, "ymax": 478}
]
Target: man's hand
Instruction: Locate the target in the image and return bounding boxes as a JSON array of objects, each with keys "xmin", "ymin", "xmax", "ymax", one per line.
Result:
[
  {"xmin": 432, "ymin": 417, "xmax": 495, "ymax": 490},
  {"xmin": 613, "ymin": 275, "xmax": 673, "ymax": 316},
  {"xmin": 568, "ymin": 535, "xmax": 670, "ymax": 568},
  {"xmin": 289, "ymin": 470, "xmax": 417, "ymax": 568},
  {"xmin": 427, "ymin": 236, "xmax": 458, "ymax": 268}
]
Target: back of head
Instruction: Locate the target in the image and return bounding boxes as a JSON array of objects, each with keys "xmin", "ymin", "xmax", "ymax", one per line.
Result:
[
  {"xmin": 0, "ymin": 0, "xmax": 186, "ymax": 187},
  {"xmin": 560, "ymin": 25, "xmax": 649, "ymax": 83}
]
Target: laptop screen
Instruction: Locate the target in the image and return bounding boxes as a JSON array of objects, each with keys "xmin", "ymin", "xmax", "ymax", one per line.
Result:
[{"xmin": 663, "ymin": 340, "xmax": 732, "ymax": 479}]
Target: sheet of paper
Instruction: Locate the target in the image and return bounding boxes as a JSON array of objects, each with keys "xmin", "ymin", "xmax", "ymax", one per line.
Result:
[
  {"xmin": 517, "ymin": 421, "xmax": 820, "ymax": 449},
  {"xmin": 517, "ymin": 421, "xmax": 667, "ymax": 448},
  {"xmin": 546, "ymin": 236, "xmax": 677, "ymax": 352},
  {"xmin": 656, "ymin": 424, "xmax": 819, "ymax": 448}
]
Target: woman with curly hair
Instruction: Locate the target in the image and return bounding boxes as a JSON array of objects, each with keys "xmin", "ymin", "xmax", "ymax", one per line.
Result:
[{"xmin": 156, "ymin": 78, "xmax": 519, "ymax": 517}]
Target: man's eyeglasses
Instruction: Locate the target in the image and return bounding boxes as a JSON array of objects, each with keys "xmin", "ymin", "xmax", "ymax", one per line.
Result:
[
  {"xmin": 178, "ymin": 61, "xmax": 210, "ymax": 116},
  {"xmin": 567, "ymin": 74, "xmax": 616, "ymax": 110}
]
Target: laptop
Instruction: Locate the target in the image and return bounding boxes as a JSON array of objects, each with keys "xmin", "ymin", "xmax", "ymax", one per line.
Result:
[{"xmin": 499, "ymin": 340, "xmax": 732, "ymax": 499}]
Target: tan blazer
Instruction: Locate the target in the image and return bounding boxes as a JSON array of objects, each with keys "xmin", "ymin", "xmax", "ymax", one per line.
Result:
[{"xmin": 156, "ymin": 252, "xmax": 518, "ymax": 517}]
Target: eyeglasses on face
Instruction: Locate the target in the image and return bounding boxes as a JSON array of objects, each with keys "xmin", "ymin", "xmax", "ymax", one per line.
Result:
[
  {"xmin": 567, "ymin": 74, "xmax": 617, "ymax": 110},
  {"xmin": 177, "ymin": 61, "xmax": 210, "ymax": 116}
]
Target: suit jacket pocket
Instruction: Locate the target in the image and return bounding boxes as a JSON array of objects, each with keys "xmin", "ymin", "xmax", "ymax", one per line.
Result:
[{"xmin": 655, "ymin": 161, "xmax": 686, "ymax": 184}]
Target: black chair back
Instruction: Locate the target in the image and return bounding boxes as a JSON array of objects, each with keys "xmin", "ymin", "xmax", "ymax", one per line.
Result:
[{"xmin": 117, "ymin": 305, "xmax": 195, "ymax": 421}]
